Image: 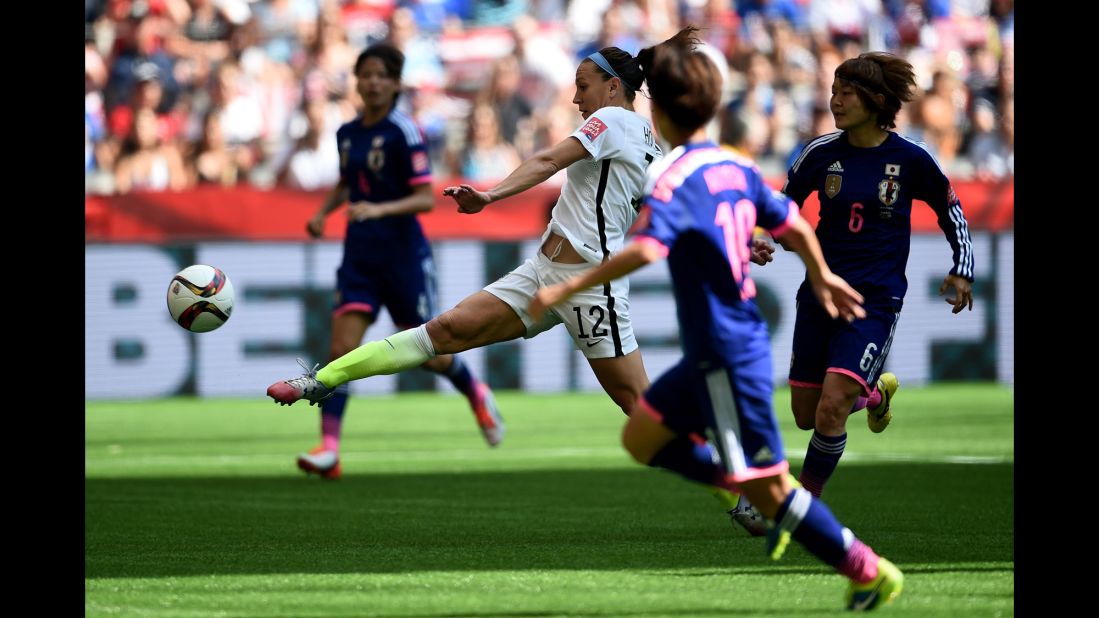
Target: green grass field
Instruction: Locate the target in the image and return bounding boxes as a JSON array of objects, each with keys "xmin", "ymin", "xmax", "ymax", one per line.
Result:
[{"xmin": 86, "ymin": 385, "xmax": 1013, "ymax": 617}]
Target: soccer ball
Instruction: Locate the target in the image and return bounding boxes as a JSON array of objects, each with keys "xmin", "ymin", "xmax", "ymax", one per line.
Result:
[{"xmin": 167, "ymin": 265, "xmax": 235, "ymax": 332}]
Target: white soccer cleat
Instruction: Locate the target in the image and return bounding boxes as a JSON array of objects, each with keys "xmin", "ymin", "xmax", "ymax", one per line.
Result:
[
  {"xmin": 729, "ymin": 498, "xmax": 768, "ymax": 537},
  {"xmin": 296, "ymin": 446, "xmax": 341, "ymax": 480}
]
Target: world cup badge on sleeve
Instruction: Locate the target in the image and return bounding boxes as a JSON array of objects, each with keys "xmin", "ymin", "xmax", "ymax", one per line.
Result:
[
  {"xmin": 825, "ymin": 174, "xmax": 842, "ymax": 198},
  {"xmin": 579, "ymin": 116, "xmax": 607, "ymax": 142}
]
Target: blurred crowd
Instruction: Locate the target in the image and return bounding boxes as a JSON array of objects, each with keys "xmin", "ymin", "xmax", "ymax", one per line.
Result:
[{"xmin": 84, "ymin": 0, "xmax": 1015, "ymax": 195}]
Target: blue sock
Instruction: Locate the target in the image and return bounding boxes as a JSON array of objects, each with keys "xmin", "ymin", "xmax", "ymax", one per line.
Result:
[
  {"xmin": 798, "ymin": 431, "xmax": 847, "ymax": 497},
  {"xmin": 320, "ymin": 383, "xmax": 350, "ymax": 419},
  {"xmin": 439, "ymin": 354, "xmax": 478, "ymax": 400},
  {"xmin": 773, "ymin": 487, "xmax": 851, "ymax": 566},
  {"xmin": 648, "ymin": 437, "xmax": 725, "ymax": 487}
]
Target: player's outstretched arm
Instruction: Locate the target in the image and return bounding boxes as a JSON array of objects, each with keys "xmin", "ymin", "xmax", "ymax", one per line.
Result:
[
  {"xmin": 443, "ymin": 137, "xmax": 590, "ymax": 214},
  {"xmin": 349, "ymin": 183, "xmax": 435, "ymax": 221}
]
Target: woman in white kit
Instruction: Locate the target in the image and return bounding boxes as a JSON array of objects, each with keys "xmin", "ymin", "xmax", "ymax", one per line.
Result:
[
  {"xmin": 436, "ymin": 45, "xmax": 663, "ymax": 413},
  {"xmin": 267, "ymin": 42, "xmax": 663, "ymax": 418}
]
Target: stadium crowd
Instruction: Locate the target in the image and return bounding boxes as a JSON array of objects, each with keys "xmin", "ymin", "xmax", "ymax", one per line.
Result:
[{"xmin": 84, "ymin": 0, "xmax": 1014, "ymax": 195}]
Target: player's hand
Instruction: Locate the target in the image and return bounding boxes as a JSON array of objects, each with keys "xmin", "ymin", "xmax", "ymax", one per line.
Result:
[
  {"xmin": 306, "ymin": 214, "xmax": 325, "ymax": 238},
  {"xmin": 813, "ymin": 273, "xmax": 866, "ymax": 323},
  {"xmin": 442, "ymin": 184, "xmax": 491, "ymax": 214},
  {"xmin": 349, "ymin": 201, "xmax": 382, "ymax": 221},
  {"xmin": 750, "ymin": 237, "xmax": 775, "ymax": 265},
  {"xmin": 940, "ymin": 274, "xmax": 973, "ymax": 313},
  {"xmin": 528, "ymin": 283, "xmax": 571, "ymax": 321}
]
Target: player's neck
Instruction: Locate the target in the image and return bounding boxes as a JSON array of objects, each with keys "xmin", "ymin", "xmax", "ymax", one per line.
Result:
[
  {"xmin": 845, "ymin": 125, "xmax": 889, "ymax": 148},
  {"xmin": 664, "ymin": 127, "xmax": 709, "ymax": 150},
  {"xmin": 360, "ymin": 105, "xmax": 393, "ymax": 127}
]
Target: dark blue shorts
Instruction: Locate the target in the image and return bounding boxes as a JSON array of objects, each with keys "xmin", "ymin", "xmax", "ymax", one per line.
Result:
[
  {"xmin": 641, "ymin": 322, "xmax": 788, "ymax": 484},
  {"xmin": 334, "ymin": 243, "xmax": 438, "ymax": 328},
  {"xmin": 788, "ymin": 285, "xmax": 902, "ymax": 395}
]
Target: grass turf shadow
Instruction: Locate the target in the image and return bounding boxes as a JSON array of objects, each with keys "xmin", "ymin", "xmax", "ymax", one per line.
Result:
[{"xmin": 86, "ymin": 463, "xmax": 1012, "ymax": 578}]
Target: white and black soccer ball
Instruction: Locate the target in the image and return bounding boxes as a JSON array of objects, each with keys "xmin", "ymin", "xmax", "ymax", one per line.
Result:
[{"xmin": 166, "ymin": 265, "xmax": 235, "ymax": 332}]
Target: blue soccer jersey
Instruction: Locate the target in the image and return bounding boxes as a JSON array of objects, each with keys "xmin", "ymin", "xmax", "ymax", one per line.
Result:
[
  {"xmin": 783, "ymin": 131, "xmax": 974, "ymax": 299},
  {"xmin": 336, "ymin": 110, "xmax": 433, "ymax": 250},
  {"xmin": 635, "ymin": 143, "xmax": 799, "ymax": 366},
  {"xmin": 332, "ymin": 110, "xmax": 437, "ymax": 324}
]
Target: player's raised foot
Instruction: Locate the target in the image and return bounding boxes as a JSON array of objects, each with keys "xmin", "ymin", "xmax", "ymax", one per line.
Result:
[
  {"xmin": 296, "ymin": 446, "xmax": 342, "ymax": 480},
  {"xmin": 470, "ymin": 381, "xmax": 505, "ymax": 447},
  {"xmin": 729, "ymin": 498, "xmax": 767, "ymax": 537},
  {"xmin": 846, "ymin": 557, "xmax": 904, "ymax": 611},
  {"xmin": 867, "ymin": 373, "xmax": 899, "ymax": 433},
  {"xmin": 267, "ymin": 358, "xmax": 335, "ymax": 407}
]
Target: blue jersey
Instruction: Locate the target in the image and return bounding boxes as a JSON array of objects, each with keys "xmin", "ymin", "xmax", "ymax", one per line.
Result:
[
  {"xmin": 783, "ymin": 131, "xmax": 974, "ymax": 299},
  {"xmin": 336, "ymin": 110, "xmax": 433, "ymax": 251},
  {"xmin": 636, "ymin": 142, "xmax": 799, "ymax": 366}
]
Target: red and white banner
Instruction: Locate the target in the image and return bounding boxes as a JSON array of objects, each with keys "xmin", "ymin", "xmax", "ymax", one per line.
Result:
[{"xmin": 85, "ymin": 179, "xmax": 1014, "ymax": 243}]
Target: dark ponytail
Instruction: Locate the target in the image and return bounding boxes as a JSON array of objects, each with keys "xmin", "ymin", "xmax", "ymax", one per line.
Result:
[
  {"xmin": 637, "ymin": 26, "xmax": 722, "ymax": 133},
  {"xmin": 585, "ymin": 47, "xmax": 644, "ymax": 103}
]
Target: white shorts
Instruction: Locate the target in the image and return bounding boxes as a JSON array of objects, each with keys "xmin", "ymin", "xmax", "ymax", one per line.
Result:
[{"xmin": 484, "ymin": 251, "xmax": 637, "ymax": 359}]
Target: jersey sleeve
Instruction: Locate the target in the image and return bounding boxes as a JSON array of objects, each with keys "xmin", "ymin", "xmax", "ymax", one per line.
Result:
[
  {"xmin": 570, "ymin": 106, "xmax": 626, "ymax": 162},
  {"xmin": 754, "ymin": 173, "xmax": 801, "ymax": 239},
  {"xmin": 781, "ymin": 146, "xmax": 815, "ymax": 207},
  {"xmin": 399, "ymin": 123, "xmax": 433, "ymax": 187},
  {"xmin": 913, "ymin": 149, "xmax": 976, "ymax": 282}
]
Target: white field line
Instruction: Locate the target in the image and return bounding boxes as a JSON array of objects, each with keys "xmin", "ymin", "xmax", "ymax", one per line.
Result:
[{"xmin": 85, "ymin": 447, "xmax": 1012, "ymax": 469}]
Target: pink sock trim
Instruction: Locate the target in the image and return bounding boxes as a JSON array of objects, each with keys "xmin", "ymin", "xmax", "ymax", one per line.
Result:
[
  {"xmin": 838, "ymin": 539, "xmax": 880, "ymax": 583},
  {"xmin": 321, "ymin": 415, "xmax": 341, "ymax": 452},
  {"xmin": 867, "ymin": 389, "xmax": 882, "ymax": 409},
  {"xmin": 852, "ymin": 396, "xmax": 869, "ymax": 411},
  {"xmin": 798, "ymin": 471, "xmax": 824, "ymax": 498}
]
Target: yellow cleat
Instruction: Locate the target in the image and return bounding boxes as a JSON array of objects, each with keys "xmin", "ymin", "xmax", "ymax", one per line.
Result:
[
  {"xmin": 867, "ymin": 373, "xmax": 899, "ymax": 434},
  {"xmin": 846, "ymin": 557, "xmax": 904, "ymax": 611},
  {"xmin": 766, "ymin": 525, "xmax": 791, "ymax": 560}
]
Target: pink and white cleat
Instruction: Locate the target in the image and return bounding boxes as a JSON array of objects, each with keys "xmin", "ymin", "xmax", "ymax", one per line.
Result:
[
  {"xmin": 470, "ymin": 382, "xmax": 505, "ymax": 447},
  {"xmin": 296, "ymin": 446, "xmax": 341, "ymax": 480},
  {"xmin": 267, "ymin": 359, "xmax": 335, "ymax": 407}
]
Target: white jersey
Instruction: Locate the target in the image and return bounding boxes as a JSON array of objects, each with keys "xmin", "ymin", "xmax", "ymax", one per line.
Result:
[{"xmin": 546, "ymin": 106, "xmax": 663, "ymax": 265}]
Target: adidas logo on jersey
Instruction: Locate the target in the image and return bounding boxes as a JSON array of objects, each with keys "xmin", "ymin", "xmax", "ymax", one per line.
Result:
[{"xmin": 827, "ymin": 161, "xmax": 844, "ymax": 172}]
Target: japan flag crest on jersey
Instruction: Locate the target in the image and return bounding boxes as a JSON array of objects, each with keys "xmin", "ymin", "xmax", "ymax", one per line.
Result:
[{"xmin": 878, "ymin": 178, "xmax": 901, "ymax": 206}]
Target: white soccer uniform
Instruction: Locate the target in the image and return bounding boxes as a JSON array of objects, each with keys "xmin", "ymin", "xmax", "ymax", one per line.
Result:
[{"xmin": 485, "ymin": 106, "xmax": 663, "ymax": 358}]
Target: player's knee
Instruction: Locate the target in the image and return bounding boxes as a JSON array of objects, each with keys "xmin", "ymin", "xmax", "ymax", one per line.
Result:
[
  {"xmin": 425, "ymin": 314, "xmax": 458, "ymax": 353},
  {"xmin": 793, "ymin": 409, "xmax": 816, "ymax": 431},
  {"xmin": 610, "ymin": 389, "xmax": 640, "ymax": 416},
  {"xmin": 420, "ymin": 355, "xmax": 448, "ymax": 373},
  {"xmin": 815, "ymin": 394, "xmax": 852, "ymax": 431},
  {"xmin": 328, "ymin": 339, "xmax": 358, "ymax": 360},
  {"xmin": 621, "ymin": 426, "xmax": 652, "ymax": 465},
  {"xmin": 790, "ymin": 398, "xmax": 816, "ymax": 430}
]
